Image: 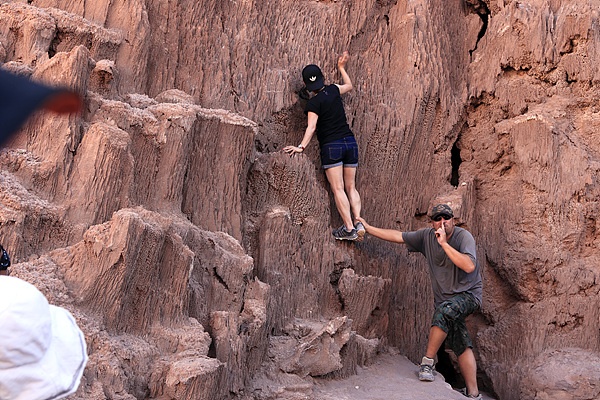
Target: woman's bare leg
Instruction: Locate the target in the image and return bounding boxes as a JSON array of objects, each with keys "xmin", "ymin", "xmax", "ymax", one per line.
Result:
[{"xmin": 325, "ymin": 165, "xmax": 354, "ymax": 230}]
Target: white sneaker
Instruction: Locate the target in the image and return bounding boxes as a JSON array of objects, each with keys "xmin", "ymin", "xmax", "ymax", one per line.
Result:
[
  {"xmin": 355, "ymin": 221, "xmax": 366, "ymax": 241},
  {"xmin": 418, "ymin": 356, "xmax": 435, "ymax": 382}
]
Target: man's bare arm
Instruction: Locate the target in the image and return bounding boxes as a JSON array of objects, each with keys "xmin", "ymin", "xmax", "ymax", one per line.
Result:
[
  {"xmin": 435, "ymin": 225, "xmax": 475, "ymax": 273},
  {"xmin": 356, "ymin": 217, "xmax": 404, "ymax": 244}
]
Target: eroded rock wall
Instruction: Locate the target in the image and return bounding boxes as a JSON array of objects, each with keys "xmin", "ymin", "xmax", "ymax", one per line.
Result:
[
  {"xmin": 0, "ymin": 0, "xmax": 599, "ymax": 399},
  {"xmin": 461, "ymin": 1, "xmax": 600, "ymax": 399}
]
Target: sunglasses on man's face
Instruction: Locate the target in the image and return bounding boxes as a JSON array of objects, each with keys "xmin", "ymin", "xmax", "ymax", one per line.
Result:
[{"xmin": 432, "ymin": 214, "xmax": 453, "ymax": 222}]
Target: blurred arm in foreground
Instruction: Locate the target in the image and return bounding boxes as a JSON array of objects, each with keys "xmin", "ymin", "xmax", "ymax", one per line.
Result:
[{"xmin": 0, "ymin": 68, "xmax": 82, "ymax": 144}]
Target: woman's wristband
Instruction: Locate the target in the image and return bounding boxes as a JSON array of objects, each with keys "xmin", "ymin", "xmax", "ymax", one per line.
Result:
[{"xmin": 297, "ymin": 144, "xmax": 305, "ymax": 151}]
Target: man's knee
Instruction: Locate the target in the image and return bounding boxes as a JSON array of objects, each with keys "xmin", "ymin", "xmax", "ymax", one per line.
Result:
[
  {"xmin": 437, "ymin": 294, "xmax": 477, "ymax": 322},
  {"xmin": 436, "ymin": 301, "xmax": 462, "ymax": 324},
  {"xmin": 432, "ymin": 305, "xmax": 456, "ymax": 333}
]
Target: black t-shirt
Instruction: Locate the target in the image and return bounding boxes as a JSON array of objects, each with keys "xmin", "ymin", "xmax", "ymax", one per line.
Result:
[{"xmin": 304, "ymin": 84, "xmax": 353, "ymax": 146}]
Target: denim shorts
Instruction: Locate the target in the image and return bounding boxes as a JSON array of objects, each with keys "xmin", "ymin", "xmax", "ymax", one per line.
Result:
[
  {"xmin": 431, "ymin": 292, "xmax": 479, "ymax": 356},
  {"xmin": 320, "ymin": 136, "xmax": 359, "ymax": 169}
]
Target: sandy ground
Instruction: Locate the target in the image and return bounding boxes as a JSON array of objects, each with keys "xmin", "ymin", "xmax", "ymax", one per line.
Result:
[{"xmin": 313, "ymin": 351, "xmax": 496, "ymax": 400}]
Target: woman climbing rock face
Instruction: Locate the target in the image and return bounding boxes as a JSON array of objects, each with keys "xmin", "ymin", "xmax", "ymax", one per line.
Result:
[{"xmin": 284, "ymin": 51, "xmax": 365, "ymax": 241}]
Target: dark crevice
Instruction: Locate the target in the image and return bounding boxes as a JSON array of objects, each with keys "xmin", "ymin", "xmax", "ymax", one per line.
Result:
[
  {"xmin": 238, "ymin": 320, "xmax": 250, "ymax": 335},
  {"xmin": 48, "ymin": 34, "xmax": 60, "ymax": 58},
  {"xmin": 213, "ymin": 266, "xmax": 229, "ymax": 291},
  {"xmin": 450, "ymin": 139, "xmax": 462, "ymax": 187},
  {"xmin": 467, "ymin": 1, "xmax": 490, "ymax": 59},
  {"xmin": 329, "ymin": 268, "xmax": 346, "ymax": 311},
  {"xmin": 207, "ymin": 337, "xmax": 217, "ymax": 358},
  {"xmin": 436, "ymin": 347, "xmax": 461, "ymax": 387},
  {"xmin": 501, "ymin": 64, "xmax": 531, "ymax": 74}
]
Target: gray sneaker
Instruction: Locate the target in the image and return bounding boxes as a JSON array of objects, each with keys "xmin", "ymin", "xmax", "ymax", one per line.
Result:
[
  {"xmin": 418, "ymin": 356, "xmax": 435, "ymax": 382},
  {"xmin": 355, "ymin": 221, "xmax": 366, "ymax": 241},
  {"xmin": 332, "ymin": 225, "xmax": 358, "ymax": 241},
  {"xmin": 455, "ymin": 388, "xmax": 482, "ymax": 399}
]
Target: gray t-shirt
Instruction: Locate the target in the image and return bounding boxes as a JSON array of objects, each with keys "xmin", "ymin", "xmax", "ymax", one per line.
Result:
[{"xmin": 402, "ymin": 227, "xmax": 482, "ymax": 307}]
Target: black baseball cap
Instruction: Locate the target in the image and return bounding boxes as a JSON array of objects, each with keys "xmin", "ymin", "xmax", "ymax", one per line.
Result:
[
  {"xmin": 302, "ymin": 64, "xmax": 324, "ymax": 92},
  {"xmin": 430, "ymin": 204, "xmax": 454, "ymax": 220}
]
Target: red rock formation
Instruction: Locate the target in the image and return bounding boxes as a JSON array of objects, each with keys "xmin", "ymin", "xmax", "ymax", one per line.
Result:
[{"xmin": 1, "ymin": 1, "xmax": 599, "ymax": 399}]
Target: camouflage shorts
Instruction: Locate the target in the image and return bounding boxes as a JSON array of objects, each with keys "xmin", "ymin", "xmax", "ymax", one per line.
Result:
[{"xmin": 431, "ymin": 292, "xmax": 479, "ymax": 356}]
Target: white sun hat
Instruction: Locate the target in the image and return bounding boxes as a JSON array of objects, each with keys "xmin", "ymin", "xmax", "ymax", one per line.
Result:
[{"xmin": 0, "ymin": 276, "xmax": 88, "ymax": 400}]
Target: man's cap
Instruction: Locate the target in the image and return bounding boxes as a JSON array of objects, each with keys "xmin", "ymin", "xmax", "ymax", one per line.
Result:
[
  {"xmin": 0, "ymin": 69, "xmax": 82, "ymax": 145},
  {"xmin": 0, "ymin": 276, "xmax": 88, "ymax": 400},
  {"xmin": 302, "ymin": 64, "xmax": 325, "ymax": 92},
  {"xmin": 430, "ymin": 203, "xmax": 454, "ymax": 219}
]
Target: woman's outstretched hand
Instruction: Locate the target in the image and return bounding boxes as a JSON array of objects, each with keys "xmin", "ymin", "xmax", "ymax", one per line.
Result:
[
  {"xmin": 337, "ymin": 51, "xmax": 349, "ymax": 69},
  {"xmin": 283, "ymin": 145, "xmax": 304, "ymax": 156}
]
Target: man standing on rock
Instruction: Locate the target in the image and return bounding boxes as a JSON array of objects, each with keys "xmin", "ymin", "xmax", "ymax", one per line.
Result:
[{"xmin": 357, "ymin": 204, "xmax": 483, "ymax": 399}]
